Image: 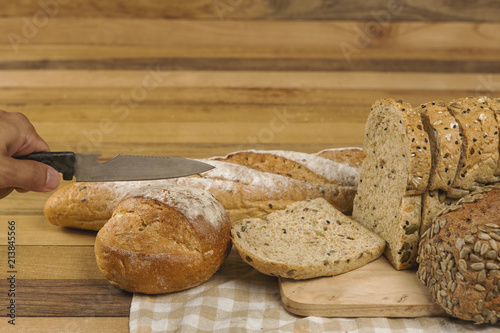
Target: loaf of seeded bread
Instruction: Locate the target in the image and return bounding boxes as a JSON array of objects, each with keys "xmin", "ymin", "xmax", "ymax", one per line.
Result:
[
  {"xmin": 420, "ymin": 101, "xmax": 461, "ymax": 192},
  {"xmin": 231, "ymin": 198, "xmax": 385, "ymax": 280},
  {"xmin": 417, "ymin": 183, "xmax": 500, "ymax": 324},
  {"xmin": 94, "ymin": 185, "xmax": 232, "ymax": 294},
  {"xmin": 45, "ymin": 156, "xmax": 358, "ymax": 230},
  {"xmin": 352, "ymin": 99, "xmax": 431, "ymax": 270}
]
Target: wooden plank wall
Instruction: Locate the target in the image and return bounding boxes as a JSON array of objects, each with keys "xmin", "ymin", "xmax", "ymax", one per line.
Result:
[{"xmin": 0, "ymin": 1, "xmax": 499, "ymax": 331}]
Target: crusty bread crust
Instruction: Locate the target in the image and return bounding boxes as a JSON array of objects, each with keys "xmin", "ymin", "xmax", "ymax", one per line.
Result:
[
  {"xmin": 94, "ymin": 185, "xmax": 232, "ymax": 294},
  {"xmin": 417, "ymin": 183, "xmax": 500, "ymax": 324}
]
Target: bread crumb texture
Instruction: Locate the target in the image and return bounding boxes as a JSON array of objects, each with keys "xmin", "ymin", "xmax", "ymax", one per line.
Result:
[{"xmin": 231, "ymin": 198, "xmax": 385, "ymax": 280}]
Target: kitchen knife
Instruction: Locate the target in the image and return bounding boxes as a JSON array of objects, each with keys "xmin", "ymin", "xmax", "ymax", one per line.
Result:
[{"xmin": 15, "ymin": 152, "xmax": 214, "ymax": 182}]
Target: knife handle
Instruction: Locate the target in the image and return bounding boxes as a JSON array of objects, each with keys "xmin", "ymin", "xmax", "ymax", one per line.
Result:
[{"xmin": 15, "ymin": 152, "xmax": 76, "ymax": 181}]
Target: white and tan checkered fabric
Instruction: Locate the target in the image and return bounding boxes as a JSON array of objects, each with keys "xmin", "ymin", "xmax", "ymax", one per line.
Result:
[{"xmin": 129, "ymin": 249, "xmax": 499, "ymax": 333}]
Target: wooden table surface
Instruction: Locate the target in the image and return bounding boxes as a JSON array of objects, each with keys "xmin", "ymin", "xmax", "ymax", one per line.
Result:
[{"xmin": 1, "ymin": 1, "xmax": 500, "ymax": 332}]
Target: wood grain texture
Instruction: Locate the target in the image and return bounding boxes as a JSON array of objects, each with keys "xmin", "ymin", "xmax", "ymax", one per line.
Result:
[
  {"xmin": 0, "ymin": 279, "xmax": 131, "ymax": 317},
  {"xmin": 280, "ymin": 257, "xmax": 446, "ymax": 317},
  {"xmin": 0, "ymin": 317, "xmax": 129, "ymax": 333},
  {"xmin": 0, "ymin": 0, "xmax": 499, "ymax": 21}
]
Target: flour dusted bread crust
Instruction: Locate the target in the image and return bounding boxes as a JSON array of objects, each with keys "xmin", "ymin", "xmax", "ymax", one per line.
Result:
[
  {"xmin": 352, "ymin": 99, "xmax": 431, "ymax": 270},
  {"xmin": 178, "ymin": 159, "xmax": 356, "ymax": 220},
  {"xmin": 212, "ymin": 149, "xmax": 359, "ymax": 188},
  {"xmin": 231, "ymin": 198, "xmax": 385, "ymax": 280},
  {"xmin": 44, "ymin": 157, "xmax": 357, "ymax": 230},
  {"xmin": 417, "ymin": 184, "xmax": 500, "ymax": 324},
  {"xmin": 94, "ymin": 185, "xmax": 231, "ymax": 294}
]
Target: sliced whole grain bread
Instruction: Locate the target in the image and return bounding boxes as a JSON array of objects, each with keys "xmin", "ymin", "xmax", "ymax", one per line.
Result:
[
  {"xmin": 352, "ymin": 99, "xmax": 430, "ymax": 270},
  {"xmin": 420, "ymin": 101, "xmax": 462, "ymax": 192},
  {"xmin": 483, "ymin": 96, "xmax": 500, "ymax": 177},
  {"xmin": 446, "ymin": 98, "xmax": 497, "ymax": 190},
  {"xmin": 460, "ymin": 97, "xmax": 499, "ymax": 184},
  {"xmin": 231, "ymin": 198, "xmax": 385, "ymax": 280}
]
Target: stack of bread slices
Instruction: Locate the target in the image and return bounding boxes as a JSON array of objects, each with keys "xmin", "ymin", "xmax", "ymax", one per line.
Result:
[{"xmin": 352, "ymin": 96, "xmax": 500, "ymax": 270}]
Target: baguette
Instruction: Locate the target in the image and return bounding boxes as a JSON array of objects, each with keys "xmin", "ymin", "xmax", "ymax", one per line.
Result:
[
  {"xmin": 44, "ymin": 159, "xmax": 356, "ymax": 230},
  {"xmin": 231, "ymin": 198, "xmax": 385, "ymax": 280},
  {"xmin": 212, "ymin": 149, "xmax": 359, "ymax": 188}
]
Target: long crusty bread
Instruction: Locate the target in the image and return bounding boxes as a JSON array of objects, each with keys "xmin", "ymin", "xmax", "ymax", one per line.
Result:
[
  {"xmin": 352, "ymin": 99, "xmax": 431, "ymax": 270},
  {"xmin": 212, "ymin": 149, "xmax": 359, "ymax": 188},
  {"xmin": 231, "ymin": 198, "xmax": 385, "ymax": 280},
  {"xmin": 44, "ymin": 158, "xmax": 357, "ymax": 230}
]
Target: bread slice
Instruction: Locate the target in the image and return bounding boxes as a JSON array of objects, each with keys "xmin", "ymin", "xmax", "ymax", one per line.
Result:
[
  {"xmin": 231, "ymin": 198, "xmax": 385, "ymax": 280},
  {"xmin": 420, "ymin": 101, "xmax": 461, "ymax": 192},
  {"xmin": 461, "ymin": 97, "xmax": 499, "ymax": 184},
  {"xmin": 352, "ymin": 99, "xmax": 431, "ymax": 270},
  {"xmin": 315, "ymin": 147, "xmax": 366, "ymax": 169},
  {"xmin": 446, "ymin": 98, "xmax": 498, "ymax": 190},
  {"xmin": 484, "ymin": 96, "xmax": 500, "ymax": 177}
]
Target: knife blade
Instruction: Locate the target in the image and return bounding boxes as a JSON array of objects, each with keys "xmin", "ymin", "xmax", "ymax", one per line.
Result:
[{"xmin": 15, "ymin": 152, "xmax": 214, "ymax": 182}]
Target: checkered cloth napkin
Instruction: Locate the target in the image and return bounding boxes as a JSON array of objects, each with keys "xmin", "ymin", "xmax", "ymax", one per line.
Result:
[{"xmin": 129, "ymin": 249, "xmax": 497, "ymax": 332}]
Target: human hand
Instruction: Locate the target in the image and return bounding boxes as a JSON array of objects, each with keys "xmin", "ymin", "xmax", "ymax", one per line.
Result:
[{"xmin": 0, "ymin": 110, "xmax": 60, "ymax": 199}]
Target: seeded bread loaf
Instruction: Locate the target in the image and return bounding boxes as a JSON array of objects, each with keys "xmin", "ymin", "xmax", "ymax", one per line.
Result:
[
  {"xmin": 420, "ymin": 101, "xmax": 461, "ymax": 192},
  {"xmin": 94, "ymin": 185, "xmax": 232, "ymax": 294},
  {"xmin": 231, "ymin": 198, "xmax": 385, "ymax": 280},
  {"xmin": 315, "ymin": 147, "xmax": 366, "ymax": 169},
  {"xmin": 45, "ymin": 159, "xmax": 357, "ymax": 230},
  {"xmin": 352, "ymin": 99, "xmax": 431, "ymax": 270},
  {"xmin": 417, "ymin": 183, "xmax": 500, "ymax": 324}
]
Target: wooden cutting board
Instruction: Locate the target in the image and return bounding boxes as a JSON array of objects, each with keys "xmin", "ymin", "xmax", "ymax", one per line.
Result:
[{"xmin": 279, "ymin": 256, "xmax": 447, "ymax": 318}]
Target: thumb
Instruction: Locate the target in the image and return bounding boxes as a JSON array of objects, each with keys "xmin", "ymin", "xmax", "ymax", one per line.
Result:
[{"xmin": 4, "ymin": 158, "xmax": 60, "ymax": 192}]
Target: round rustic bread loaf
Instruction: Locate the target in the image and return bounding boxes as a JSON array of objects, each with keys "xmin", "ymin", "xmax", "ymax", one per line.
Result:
[
  {"xmin": 417, "ymin": 183, "xmax": 500, "ymax": 324},
  {"xmin": 94, "ymin": 184, "xmax": 232, "ymax": 294}
]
